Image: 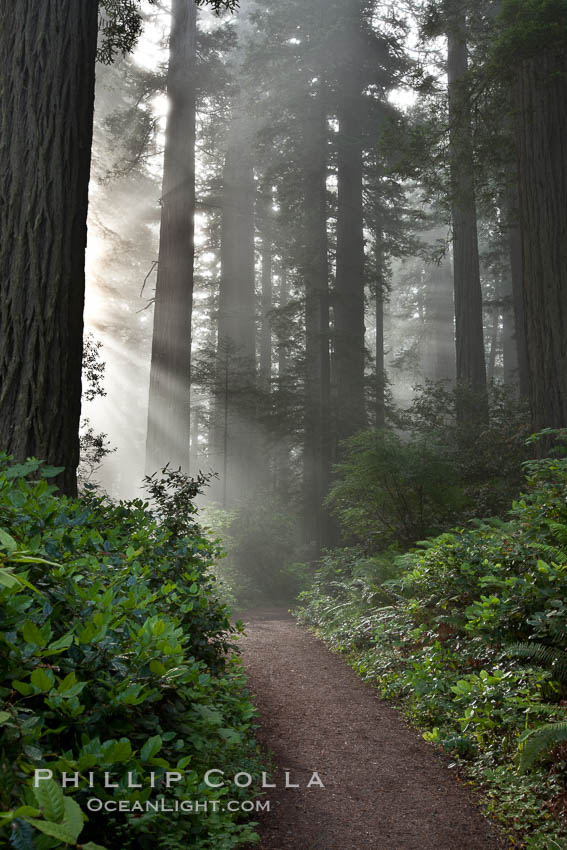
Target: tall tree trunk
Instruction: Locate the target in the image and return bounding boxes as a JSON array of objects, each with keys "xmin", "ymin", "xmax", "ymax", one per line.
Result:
[
  {"xmin": 507, "ymin": 198, "xmax": 529, "ymax": 396},
  {"xmin": 259, "ymin": 190, "xmax": 273, "ymax": 391},
  {"xmin": 302, "ymin": 85, "xmax": 331, "ymax": 551},
  {"xmin": 423, "ymin": 257, "xmax": 456, "ymax": 383},
  {"xmin": 515, "ymin": 48, "xmax": 567, "ymax": 430},
  {"xmin": 146, "ymin": 0, "xmax": 196, "ymax": 474},
  {"xmin": 276, "ymin": 260, "xmax": 290, "ymax": 503},
  {"xmin": 446, "ymin": 7, "xmax": 487, "ymax": 420},
  {"xmin": 502, "ymin": 298, "xmax": 518, "ymax": 386},
  {"xmin": 215, "ymin": 119, "xmax": 256, "ymax": 504},
  {"xmin": 375, "ymin": 235, "xmax": 386, "ymax": 428},
  {"xmin": 334, "ymin": 75, "xmax": 367, "ymax": 442},
  {"xmin": 0, "ymin": 0, "xmax": 98, "ymax": 496}
]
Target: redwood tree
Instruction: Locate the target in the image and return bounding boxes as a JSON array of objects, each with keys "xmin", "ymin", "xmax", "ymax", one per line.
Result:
[
  {"xmin": 0, "ymin": 0, "xmax": 99, "ymax": 496},
  {"xmin": 146, "ymin": 0, "xmax": 197, "ymax": 475},
  {"xmin": 446, "ymin": 4, "xmax": 488, "ymax": 419},
  {"xmin": 515, "ymin": 44, "xmax": 567, "ymax": 429},
  {"xmin": 302, "ymin": 81, "xmax": 332, "ymax": 549}
]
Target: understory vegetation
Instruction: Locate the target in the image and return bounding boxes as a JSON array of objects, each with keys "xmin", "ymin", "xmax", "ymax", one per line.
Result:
[
  {"xmin": 0, "ymin": 458, "xmax": 264, "ymax": 850},
  {"xmin": 296, "ymin": 428, "xmax": 567, "ymax": 848}
]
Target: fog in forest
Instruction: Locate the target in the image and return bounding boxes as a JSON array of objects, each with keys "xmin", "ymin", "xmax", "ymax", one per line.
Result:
[{"xmin": 83, "ymin": 0, "xmax": 525, "ymax": 604}]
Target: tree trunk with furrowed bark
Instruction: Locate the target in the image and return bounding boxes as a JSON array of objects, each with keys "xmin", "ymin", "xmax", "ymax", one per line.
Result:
[
  {"xmin": 446, "ymin": 6, "xmax": 488, "ymax": 423},
  {"xmin": 0, "ymin": 0, "xmax": 98, "ymax": 496},
  {"xmin": 515, "ymin": 47, "xmax": 567, "ymax": 432}
]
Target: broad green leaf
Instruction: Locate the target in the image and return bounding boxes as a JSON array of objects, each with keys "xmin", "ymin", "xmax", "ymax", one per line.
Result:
[
  {"xmin": 218, "ymin": 727, "xmax": 241, "ymax": 744},
  {"xmin": 0, "ymin": 569, "xmax": 20, "ymax": 589},
  {"xmin": 23, "ymin": 621, "xmax": 47, "ymax": 647},
  {"xmin": 106, "ymin": 738, "xmax": 132, "ymax": 764},
  {"xmin": 48, "ymin": 632, "xmax": 74, "ymax": 652},
  {"xmin": 13, "ymin": 806, "xmax": 41, "ymax": 818},
  {"xmin": 33, "ymin": 779, "xmax": 65, "ymax": 822},
  {"xmin": 62, "ymin": 796, "xmax": 84, "ymax": 841},
  {"xmin": 57, "ymin": 672, "xmax": 77, "ymax": 694},
  {"xmin": 0, "ymin": 529, "xmax": 18, "ymax": 552},
  {"xmin": 30, "ymin": 668, "xmax": 54, "ymax": 693},
  {"xmin": 4, "ymin": 461, "xmax": 40, "ymax": 479},
  {"xmin": 149, "ymin": 659, "xmax": 167, "ymax": 676},
  {"xmin": 12, "ymin": 680, "xmax": 34, "ymax": 696},
  {"xmin": 140, "ymin": 734, "xmax": 162, "ymax": 762},
  {"xmin": 0, "ymin": 570, "xmax": 39, "ymax": 593},
  {"xmin": 0, "ymin": 710, "xmax": 11, "ymax": 725},
  {"xmin": 40, "ymin": 465, "xmax": 65, "ymax": 479},
  {"xmin": 25, "ymin": 818, "xmax": 76, "ymax": 844},
  {"xmin": 82, "ymin": 843, "xmax": 110, "ymax": 850}
]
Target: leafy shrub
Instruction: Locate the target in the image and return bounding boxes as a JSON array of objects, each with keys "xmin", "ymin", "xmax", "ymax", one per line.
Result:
[
  {"xmin": 0, "ymin": 456, "xmax": 263, "ymax": 850},
  {"xmin": 327, "ymin": 429, "xmax": 464, "ymax": 549},
  {"xmin": 399, "ymin": 381, "xmax": 531, "ymax": 519}
]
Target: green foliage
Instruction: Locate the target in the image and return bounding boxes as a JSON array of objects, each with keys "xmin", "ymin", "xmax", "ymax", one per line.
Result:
[
  {"xmin": 399, "ymin": 381, "xmax": 531, "ymax": 520},
  {"xmin": 509, "ymin": 644, "xmax": 567, "ymax": 686},
  {"xmin": 203, "ymin": 495, "xmax": 303, "ymax": 606},
  {"xmin": 296, "ymin": 440, "xmax": 567, "ymax": 846},
  {"xmin": 496, "ymin": 0, "xmax": 567, "ymax": 66},
  {"xmin": 519, "ymin": 721, "xmax": 567, "ymax": 772},
  {"xmin": 0, "ymin": 455, "xmax": 263, "ymax": 849},
  {"xmin": 327, "ymin": 429, "xmax": 464, "ymax": 549},
  {"xmin": 97, "ymin": 0, "xmax": 240, "ymax": 65}
]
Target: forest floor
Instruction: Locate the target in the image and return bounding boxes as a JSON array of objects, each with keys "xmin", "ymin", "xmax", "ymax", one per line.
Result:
[{"xmin": 237, "ymin": 608, "xmax": 505, "ymax": 850}]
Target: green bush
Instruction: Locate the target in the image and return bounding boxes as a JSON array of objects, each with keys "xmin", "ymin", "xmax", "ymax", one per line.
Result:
[
  {"xmin": 399, "ymin": 381, "xmax": 531, "ymax": 520},
  {"xmin": 327, "ymin": 429, "xmax": 464, "ymax": 549},
  {"xmin": 0, "ymin": 456, "xmax": 263, "ymax": 850}
]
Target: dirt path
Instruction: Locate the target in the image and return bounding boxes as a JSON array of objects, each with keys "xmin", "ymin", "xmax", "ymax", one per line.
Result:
[{"xmin": 238, "ymin": 609, "xmax": 504, "ymax": 850}]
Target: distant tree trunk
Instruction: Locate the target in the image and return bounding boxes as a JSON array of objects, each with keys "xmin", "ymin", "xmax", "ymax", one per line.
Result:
[
  {"xmin": 146, "ymin": 0, "xmax": 196, "ymax": 475},
  {"xmin": 276, "ymin": 260, "xmax": 290, "ymax": 503},
  {"xmin": 335, "ymin": 75, "xmax": 366, "ymax": 442},
  {"xmin": 259, "ymin": 190, "xmax": 273, "ymax": 391},
  {"xmin": 446, "ymin": 7, "xmax": 487, "ymax": 420},
  {"xmin": 502, "ymin": 299, "xmax": 518, "ymax": 386},
  {"xmin": 302, "ymin": 84, "xmax": 331, "ymax": 551},
  {"xmin": 190, "ymin": 404, "xmax": 199, "ymax": 471},
  {"xmin": 0, "ymin": 0, "xmax": 98, "ymax": 496},
  {"xmin": 423, "ymin": 257, "xmax": 456, "ymax": 383},
  {"xmin": 515, "ymin": 47, "xmax": 567, "ymax": 430},
  {"xmin": 507, "ymin": 200, "xmax": 529, "ymax": 396},
  {"xmin": 215, "ymin": 117, "xmax": 256, "ymax": 503},
  {"xmin": 374, "ymin": 235, "xmax": 386, "ymax": 428}
]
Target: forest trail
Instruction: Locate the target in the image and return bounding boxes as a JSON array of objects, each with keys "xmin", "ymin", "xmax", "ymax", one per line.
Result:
[{"xmin": 239, "ymin": 609, "xmax": 504, "ymax": 850}]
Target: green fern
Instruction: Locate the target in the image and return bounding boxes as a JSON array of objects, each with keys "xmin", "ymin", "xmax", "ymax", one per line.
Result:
[
  {"xmin": 535, "ymin": 541, "xmax": 567, "ymax": 564},
  {"xmin": 519, "ymin": 721, "xmax": 567, "ymax": 771},
  {"xmin": 508, "ymin": 642, "xmax": 567, "ymax": 684}
]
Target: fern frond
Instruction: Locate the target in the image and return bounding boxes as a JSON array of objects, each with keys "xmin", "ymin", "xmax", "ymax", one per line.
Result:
[
  {"xmin": 508, "ymin": 642, "xmax": 567, "ymax": 683},
  {"xmin": 520, "ymin": 721, "xmax": 567, "ymax": 771},
  {"xmin": 536, "ymin": 541, "xmax": 567, "ymax": 564}
]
